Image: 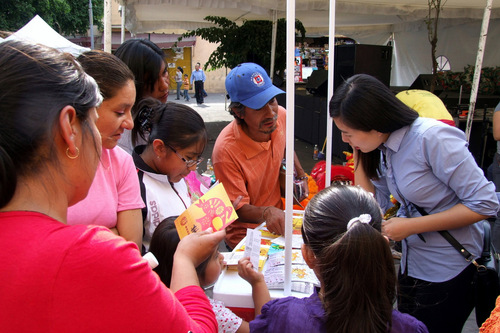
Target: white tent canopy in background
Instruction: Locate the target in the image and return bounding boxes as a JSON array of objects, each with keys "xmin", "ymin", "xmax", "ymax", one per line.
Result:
[
  {"xmin": 118, "ymin": 0, "xmax": 500, "ymax": 87},
  {"xmin": 4, "ymin": 15, "xmax": 90, "ymax": 56}
]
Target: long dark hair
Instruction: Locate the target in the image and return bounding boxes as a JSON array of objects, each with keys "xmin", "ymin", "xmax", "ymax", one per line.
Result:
[
  {"xmin": 77, "ymin": 50, "xmax": 134, "ymax": 100},
  {"xmin": 0, "ymin": 40, "xmax": 101, "ymax": 208},
  {"xmin": 329, "ymin": 74, "xmax": 418, "ymax": 179},
  {"xmin": 132, "ymin": 98, "xmax": 207, "ymax": 150},
  {"xmin": 302, "ymin": 185, "xmax": 396, "ymax": 333},
  {"xmin": 150, "ymin": 217, "xmax": 211, "ymax": 287},
  {"xmin": 114, "ymin": 39, "xmax": 166, "ymax": 112}
]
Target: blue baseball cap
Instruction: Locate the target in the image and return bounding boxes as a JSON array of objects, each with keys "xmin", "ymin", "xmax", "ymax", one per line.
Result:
[{"xmin": 225, "ymin": 63, "xmax": 284, "ymax": 110}]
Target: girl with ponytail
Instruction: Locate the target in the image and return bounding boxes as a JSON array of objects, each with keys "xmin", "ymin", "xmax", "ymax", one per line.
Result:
[{"xmin": 245, "ymin": 185, "xmax": 428, "ymax": 333}]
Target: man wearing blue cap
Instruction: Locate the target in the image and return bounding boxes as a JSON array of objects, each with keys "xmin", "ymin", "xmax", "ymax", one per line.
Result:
[{"xmin": 212, "ymin": 63, "xmax": 308, "ymax": 249}]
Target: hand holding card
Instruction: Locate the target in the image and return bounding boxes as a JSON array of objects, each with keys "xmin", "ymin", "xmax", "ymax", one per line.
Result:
[{"xmin": 175, "ymin": 183, "xmax": 238, "ymax": 239}]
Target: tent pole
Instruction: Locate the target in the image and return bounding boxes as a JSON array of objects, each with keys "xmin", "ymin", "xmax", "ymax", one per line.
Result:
[
  {"xmin": 465, "ymin": 0, "xmax": 492, "ymax": 142},
  {"xmin": 120, "ymin": 1, "xmax": 126, "ymax": 44},
  {"xmin": 103, "ymin": 0, "xmax": 112, "ymax": 52},
  {"xmin": 88, "ymin": 0, "xmax": 94, "ymax": 50},
  {"xmin": 325, "ymin": 0, "xmax": 336, "ymax": 187},
  {"xmin": 270, "ymin": 10, "xmax": 278, "ymax": 80},
  {"xmin": 284, "ymin": 0, "xmax": 296, "ymax": 297}
]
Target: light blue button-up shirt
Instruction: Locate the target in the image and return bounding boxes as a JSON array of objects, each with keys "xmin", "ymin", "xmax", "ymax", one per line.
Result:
[
  {"xmin": 190, "ymin": 69, "xmax": 206, "ymax": 84},
  {"xmin": 373, "ymin": 117, "xmax": 498, "ymax": 282}
]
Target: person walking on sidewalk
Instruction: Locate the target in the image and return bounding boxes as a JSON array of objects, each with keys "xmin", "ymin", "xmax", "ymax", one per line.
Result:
[
  {"xmin": 190, "ymin": 62, "xmax": 206, "ymax": 105},
  {"xmin": 175, "ymin": 66, "xmax": 184, "ymax": 100},
  {"xmin": 182, "ymin": 74, "xmax": 191, "ymax": 101}
]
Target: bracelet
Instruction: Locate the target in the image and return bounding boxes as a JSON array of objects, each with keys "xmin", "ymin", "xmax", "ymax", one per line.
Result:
[
  {"xmin": 261, "ymin": 206, "xmax": 271, "ymax": 221},
  {"xmin": 295, "ymin": 175, "xmax": 308, "ymax": 181}
]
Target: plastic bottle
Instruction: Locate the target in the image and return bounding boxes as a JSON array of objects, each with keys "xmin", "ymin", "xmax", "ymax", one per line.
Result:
[
  {"xmin": 204, "ymin": 158, "xmax": 216, "ymax": 186},
  {"xmin": 313, "ymin": 144, "xmax": 319, "ymax": 160},
  {"xmin": 206, "ymin": 158, "xmax": 214, "ymax": 174}
]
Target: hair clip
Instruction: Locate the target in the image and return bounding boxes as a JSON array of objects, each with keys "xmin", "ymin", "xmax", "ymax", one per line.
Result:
[
  {"xmin": 138, "ymin": 106, "xmax": 154, "ymax": 133},
  {"xmin": 346, "ymin": 214, "xmax": 372, "ymax": 230}
]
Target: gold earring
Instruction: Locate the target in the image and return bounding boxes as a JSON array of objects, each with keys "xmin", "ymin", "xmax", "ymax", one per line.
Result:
[{"xmin": 66, "ymin": 147, "xmax": 80, "ymax": 159}]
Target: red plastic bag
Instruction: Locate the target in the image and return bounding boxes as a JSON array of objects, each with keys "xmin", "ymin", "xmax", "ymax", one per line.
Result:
[{"xmin": 311, "ymin": 161, "xmax": 354, "ymax": 190}]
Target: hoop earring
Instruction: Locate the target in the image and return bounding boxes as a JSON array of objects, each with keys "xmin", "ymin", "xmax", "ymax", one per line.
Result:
[{"xmin": 66, "ymin": 147, "xmax": 80, "ymax": 159}]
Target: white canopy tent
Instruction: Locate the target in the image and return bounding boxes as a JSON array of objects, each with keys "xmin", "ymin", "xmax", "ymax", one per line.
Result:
[
  {"xmin": 3, "ymin": 15, "xmax": 90, "ymax": 56},
  {"xmin": 112, "ymin": 0, "xmax": 499, "ymax": 295},
  {"xmin": 116, "ymin": 0, "xmax": 500, "ymax": 86}
]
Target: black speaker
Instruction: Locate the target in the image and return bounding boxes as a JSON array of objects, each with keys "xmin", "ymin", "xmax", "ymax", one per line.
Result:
[
  {"xmin": 305, "ymin": 69, "xmax": 328, "ymax": 96},
  {"xmin": 409, "ymin": 74, "xmax": 443, "ymax": 94},
  {"xmin": 334, "ymin": 44, "xmax": 392, "ymax": 90},
  {"xmin": 273, "ymin": 75, "xmax": 284, "ymax": 88}
]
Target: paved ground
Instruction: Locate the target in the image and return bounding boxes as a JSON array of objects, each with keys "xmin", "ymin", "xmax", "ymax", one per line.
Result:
[{"xmin": 173, "ymin": 91, "xmax": 480, "ymax": 333}]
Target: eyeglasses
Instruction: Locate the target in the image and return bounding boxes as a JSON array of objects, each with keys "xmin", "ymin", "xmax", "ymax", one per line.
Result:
[{"xmin": 166, "ymin": 143, "xmax": 204, "ymax": 168}]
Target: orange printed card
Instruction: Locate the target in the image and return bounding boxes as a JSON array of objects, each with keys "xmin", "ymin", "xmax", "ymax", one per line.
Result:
[{"xmin": 174, "ymin": 183, "xmax": 238, "ymax": 239}]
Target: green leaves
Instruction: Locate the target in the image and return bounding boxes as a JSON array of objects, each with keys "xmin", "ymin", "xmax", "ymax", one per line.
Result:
[
  {"xmin": 0, "ymin": 0, "xmax": 104, "ymax": 36},
  {"xmin": 182, "ymin": 16, "xmax": 306, "ymax": 77}
]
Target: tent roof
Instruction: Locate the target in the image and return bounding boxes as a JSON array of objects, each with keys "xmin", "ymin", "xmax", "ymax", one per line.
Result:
[
  {"xmin": 120, "ymin": 0, "xmax": 500, "ymax": 35},
  {"xmin": 4, "ymin": 15, "xmax": 90, "ymax": 56},
  {"xmin": 111, "ymin": 32, "xmax": 196, "ymax": 50}
]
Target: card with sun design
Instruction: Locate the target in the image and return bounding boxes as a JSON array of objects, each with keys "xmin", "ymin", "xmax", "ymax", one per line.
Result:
[{"xmin": 175, "ymin": 182, "xmax": 238, "ymax": 239}]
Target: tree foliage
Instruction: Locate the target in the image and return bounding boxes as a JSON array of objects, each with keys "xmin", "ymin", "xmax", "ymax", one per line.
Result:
[
  {"xmin": 0, "ymin": 0, "xmax": 104, "ymax": 36},
  {"xmin": 425, "ymin": 0, "xmax": 446, "ymax": 93},
  {"xmin": 182, "ymin": 16, "xmax": 306, "ymax": 77}
]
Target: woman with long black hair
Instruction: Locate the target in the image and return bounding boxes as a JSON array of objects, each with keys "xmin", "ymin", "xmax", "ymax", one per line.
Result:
[{"xmin": 330, "ymin": 74, "xmax": 498, "ymax": 332}]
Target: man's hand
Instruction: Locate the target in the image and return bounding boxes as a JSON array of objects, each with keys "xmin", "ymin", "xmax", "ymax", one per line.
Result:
[{"xmin": 263, "ymin": 206, "xmax": 285, "ymax": 235}]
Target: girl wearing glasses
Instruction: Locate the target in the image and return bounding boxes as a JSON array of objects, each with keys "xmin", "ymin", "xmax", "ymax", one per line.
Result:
[{"xmin": 132, "ymin": 97, "xmax": 207, "ymax": 252}]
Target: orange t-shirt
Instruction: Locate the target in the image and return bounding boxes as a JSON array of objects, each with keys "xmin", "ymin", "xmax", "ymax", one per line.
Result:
[{"xmin": 212, "ymin": 106, "xmax": 287, "ymax": 248}]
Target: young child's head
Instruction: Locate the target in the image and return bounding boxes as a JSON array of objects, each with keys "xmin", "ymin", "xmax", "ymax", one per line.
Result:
[
  {"xmin": 149, "ymin": 216, "xmax": 224, "ymax": 288},
  {"xmin": 301, "ymin": 185, "xmax": 395, "ymax": 332},
  {"xmin": 184, "ymin": 74, "xmax": 188, "ymax": 78}
]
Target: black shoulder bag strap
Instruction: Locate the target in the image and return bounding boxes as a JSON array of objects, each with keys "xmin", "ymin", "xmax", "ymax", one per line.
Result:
[{"xmin": 412, "ymin": 203, "xmax": 487, "ymax": 269}]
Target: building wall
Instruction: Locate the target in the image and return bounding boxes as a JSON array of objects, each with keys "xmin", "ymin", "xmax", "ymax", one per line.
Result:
[
  {"xmin": 165, "ymin": 47, "xmax": 192, "ymax": 89},
  {"xmin": 111, "ymin": 1, "xmax": 227, "ymax": 93},
  {"xmin": 111, "ymin": 0, "xmax": 121, "ymax": 26},
  {"xmin": 165, "ymin": 37, "xmax": 228, "ymax": 94},
  {"xmin": 190, "ymin": 37, "xmax": 227, "ymax": 93}
]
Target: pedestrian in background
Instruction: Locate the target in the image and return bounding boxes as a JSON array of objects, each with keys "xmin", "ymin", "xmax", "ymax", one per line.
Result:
[
  {"xmin": 175, "ymin": 66, "xmax": 184, "ymax": 100},
  {"xmin": 182, "ymin": 74, "xmax": 191, "ymax": 102},
  {"xmin": 190, "ymin": 62, "xmax": 206, "ymax": 105}
]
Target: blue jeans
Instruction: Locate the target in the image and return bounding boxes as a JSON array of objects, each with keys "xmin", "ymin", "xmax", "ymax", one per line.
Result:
[
  {"xmin": 183, "ymin": 89, "xmax": 190, "ymax": 101},
  {"xmin": 176, "ymin": 82, "xmax": 182, "ymax": 99}
]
